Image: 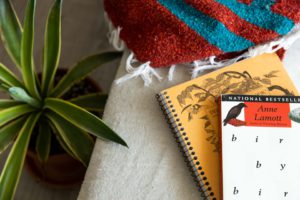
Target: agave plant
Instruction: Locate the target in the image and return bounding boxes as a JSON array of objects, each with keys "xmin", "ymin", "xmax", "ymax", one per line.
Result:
[{"xmin": 0, "ymin": 0, "xmax": 126, "ymax": 198}]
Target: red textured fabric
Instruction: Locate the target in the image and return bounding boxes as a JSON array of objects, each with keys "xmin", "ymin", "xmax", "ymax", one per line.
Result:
[
  {"xmin": 276, "ymin": 48, "xmax": 286, "ymax": 60},
  {"xmin": 185, "ymin": 0, "xmax": 279, "ymax": 44},
  {"xmin": 272, "ymin": 0, "xmax": 300, "ymax": 22},
  {"xmin": 105, "ymin": 0, "xmax": 222, "ymax": 67},
  {"xmin": 105, "ymin": 0, "xmax": 299, "ymax": 67}
]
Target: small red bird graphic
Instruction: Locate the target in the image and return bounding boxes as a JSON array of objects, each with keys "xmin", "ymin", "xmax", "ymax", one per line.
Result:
[{"xmin": 223, "ymin": 103, "xmax": 247, "ymax": 126}]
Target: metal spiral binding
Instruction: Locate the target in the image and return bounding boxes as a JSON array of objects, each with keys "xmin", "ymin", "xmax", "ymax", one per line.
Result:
[{"xmin": 156, "ymin": 92, "xmax": 217, "ymax": 200}]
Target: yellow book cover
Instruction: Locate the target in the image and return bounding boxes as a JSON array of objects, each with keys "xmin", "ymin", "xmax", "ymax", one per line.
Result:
[{"xmin": 156, "ymin": 54, "xmax": 299, "ymax": 200}]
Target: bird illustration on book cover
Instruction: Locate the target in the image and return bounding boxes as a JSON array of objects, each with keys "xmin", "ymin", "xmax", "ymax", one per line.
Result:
[
  {"xmin": 289, "ymin": 108, "xmax": 300, "ymax": 124},
  {"xmin": 223, "ymin": 103, "xmax": 247, "ymax": 127}
]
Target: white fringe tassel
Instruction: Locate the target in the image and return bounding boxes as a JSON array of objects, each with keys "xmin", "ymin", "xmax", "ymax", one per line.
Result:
[
  {"xmin": 168, "ymin": 65, "xmax": 176, "ymax": 81},
  {"xmin": 115, "ymin": 53, "xmax": 163, "ymax": 86},
  {"xmin": 104, "ymin": 12, "xmax": 125, "ymax": 51},
  {"xmin": 111, "ymin": 19, "xmax": 299, "ymax": 86},
  {"xmin": 191, "ymin": 24, "xmax": 300, "ymax": 79}
]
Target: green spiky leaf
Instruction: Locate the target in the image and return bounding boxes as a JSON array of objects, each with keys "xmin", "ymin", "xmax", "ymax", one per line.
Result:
[
  {"xmin": 0, "ymin": 117, "xmax": 26, "ymax": 154},
  {"xmin": 46, "ymin": 111, "xmax": 94, "ymax": 166},
  {"xmin": 41, "ymin": 0, "xmax": 62, "ymax": 97},
  {"xmin": 0, "ymin": 104, "xmax": 35, "ymax": 127},
  {"xmin": 21, "ymin": 0, "xmax": 40, "ymax": 99},
  {"xmin": 47, "ymin": 121, "xmax": 77, "ymax": 159},
  {"xmin": 0, "ymin": 0, "xmax": 22, "ymax": 67},
  {"xmin": 50, "ymin": 52, "xmax": 122, "ymax": 97},
  {"xmin": 44, "ymin": 98, "xmax": 127, "ymax": 147},
  {"xmin": 70, "ymin": 93, "xmax": 108, "ymax": 111},
  {"xmin": 0, "ymin": 63, "xmax": 23, "ymax": 88},
  {"xmin": 0, "ymin": 100, "xmax": 23, "ymax": 109},
  {"xmin": 36, "ymin": 118, "xmax": 51, "ymax": 162},
  {"xmin": 0, "ymin": 1, "xmax": 126, "ymax": 199},
  {"xmin": 0, "ymin": 113, "xmax": 40, "ymax": 200}
]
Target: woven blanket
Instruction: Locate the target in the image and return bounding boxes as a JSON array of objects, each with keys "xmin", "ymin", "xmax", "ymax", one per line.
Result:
[
  {"xmin": 78, "ymin": 42, "xmax": 300, "ymax": 199},
  {"xmin": 105, "ymin": 0, "xmax": 300, "ymax": 67}
]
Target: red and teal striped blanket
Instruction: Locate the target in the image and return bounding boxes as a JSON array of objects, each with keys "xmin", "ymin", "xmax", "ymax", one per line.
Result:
[{"xmin": 105, "ymin": 0, "xmax": 299, "ymax": 67}]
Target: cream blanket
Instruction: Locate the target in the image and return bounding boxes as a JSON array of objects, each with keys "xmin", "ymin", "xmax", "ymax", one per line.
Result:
[{"xmin": 78, "ymin": 41, "xmax": 300, "ymax": 200}]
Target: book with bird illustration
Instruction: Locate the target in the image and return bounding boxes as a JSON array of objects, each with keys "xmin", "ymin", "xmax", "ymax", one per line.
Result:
[
  {"xmin": 220, "ymin": 94, "xmax": 300, "ymax": 200},
  {"xmin": 156, "ymin": 53, "xmax": 299, "ymax": 200}
]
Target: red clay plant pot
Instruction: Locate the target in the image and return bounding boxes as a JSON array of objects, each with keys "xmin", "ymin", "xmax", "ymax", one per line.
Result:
[
  {"xmin": 25, "ymin": 69, "xmax": 101, "ymax": 188},
  {"xmin": 25, "ymin": 150, "xmax": 87, "ymax": 188}
]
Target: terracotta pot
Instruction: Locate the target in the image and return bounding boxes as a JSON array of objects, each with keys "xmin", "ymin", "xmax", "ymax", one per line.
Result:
[
  {"xmin": 25, "ymin": 150, "xmax": 86, "ymax": 188},
  {"xmin": 25, "ymin": 69, "xmax": 101, "ymax": 188}
]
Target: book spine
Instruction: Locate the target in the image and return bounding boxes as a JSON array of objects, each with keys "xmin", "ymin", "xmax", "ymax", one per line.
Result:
[{"xmin": 156, "ymin": 92, "xmax": 212, "ymax": 200}]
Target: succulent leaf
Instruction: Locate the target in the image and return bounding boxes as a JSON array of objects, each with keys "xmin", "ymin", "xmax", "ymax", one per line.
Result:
[
  {"xmin": 0, "ymin": 1, "xmax": 126, "ymax": 199},
  {"xmin": 44, "ymin": 98, "xmax": 127, "ymax": 147},
  {"xmin": 52, "ymin": 126, "xmax": 77, "ymax": 159},
  {"xmin": 41, "ymin": 0, "xmax": 62, "ymax": 97},
  {"xmin": 36, "ymin": 118, "xmax": 52, "ymax": 162},
  {"xmin": 0, "ymin": 0, "xmax": 22, "ymax": 68},
  {"xmin": 0, "ymin": 117, "xmax": 26, "ymax": 154},
  {"xmin": 70, "ymin": 93, "xmax": 108, "ymax": 111},
  {"xmin": 0, "ymin": 63, "xmax": 23, "ymax": 88},
  {"xmin": 0, "ymin": 104, "xmax": 35, "ymax": 127},
  {"xmin": 50, "ymin": 52, "xmax": 122, "ymax": 97},
  {"xmin": 21, "ymin": 0, "xmax": 40, "ymax": 99},
  {"xmin": 46, "ymin": 120, "xmax": 77, "ymax": 158},
  {"xmin": 0, "ymin": 83, "xmax": 10, "ymax": 91},
  {"xmin": 46, "ymin": 111, "xmax": 94, "ymax": 166},
  {"xmin": 0, "ymin": 113, "xmax": 40, "ymax": 200},
  {"xmin": 0, "ymin": 100, "xmax": 23, "ymax": 109}
]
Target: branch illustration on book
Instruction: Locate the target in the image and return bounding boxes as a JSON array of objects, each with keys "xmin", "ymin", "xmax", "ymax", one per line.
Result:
[
  {"xmin": 200, "ymin": 115, "xmax": 221, "ymax": 152},
  {"xmin": 268, "ymin": 85, "xmax": 295, "ymax": 96},
  {"xmin": 176, "ymin": 69, "xmax": 295, "ymax": 153}
]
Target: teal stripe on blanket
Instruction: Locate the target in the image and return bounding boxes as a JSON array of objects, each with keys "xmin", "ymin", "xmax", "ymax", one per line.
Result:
[
  {"xmin": 216, "ymin": 0, "xmax": 294, "ymax": 35},
  {"xmin": 157, "ymin": 0, "xmax": 254, "ymax": 52}
]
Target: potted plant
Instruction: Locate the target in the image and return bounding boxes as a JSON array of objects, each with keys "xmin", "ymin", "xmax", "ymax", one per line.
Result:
[{"xmin": 0, "ymin": 0, "xmax": 127, "ymax": 199}]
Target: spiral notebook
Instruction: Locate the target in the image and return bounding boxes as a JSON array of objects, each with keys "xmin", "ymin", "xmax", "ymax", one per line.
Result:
[
  {"xmin": 156, "ymin": 54, "xmax": 299, "ymax": 200},
  {"xmin": 220, "ymin": 95, "xmax": 300, "ymax": 200}
]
